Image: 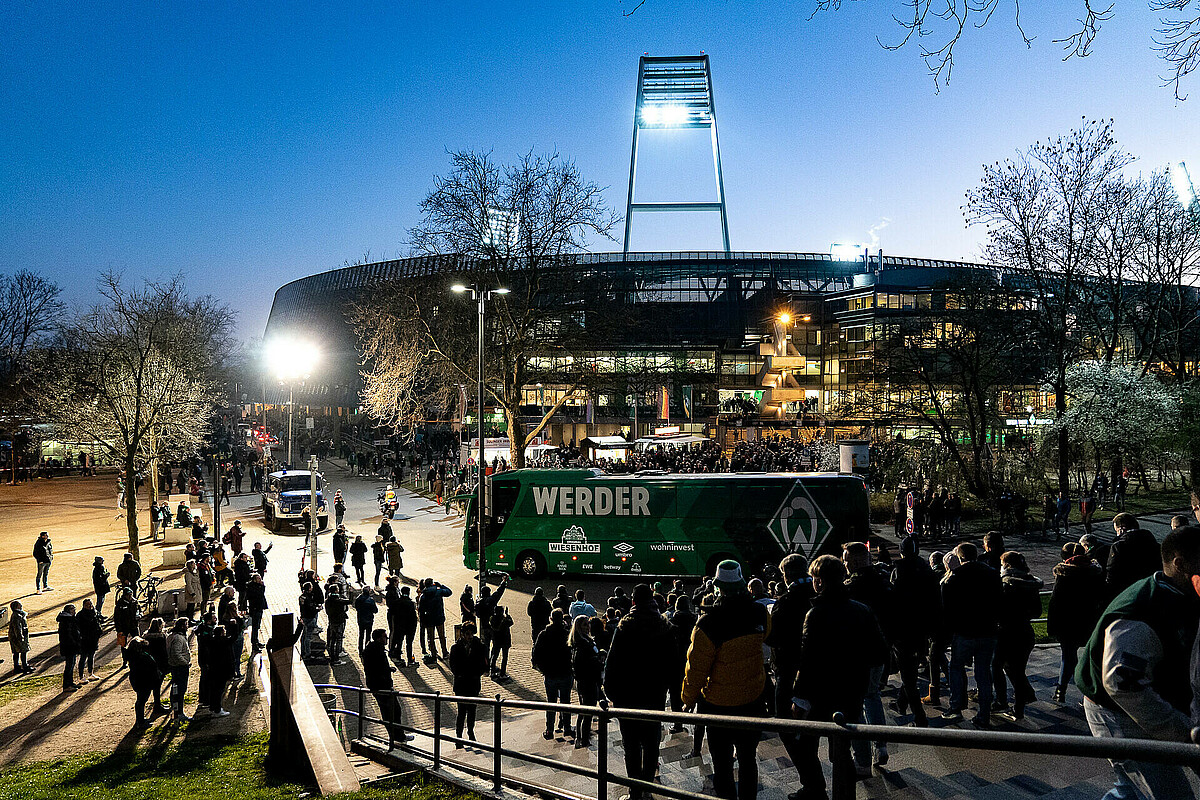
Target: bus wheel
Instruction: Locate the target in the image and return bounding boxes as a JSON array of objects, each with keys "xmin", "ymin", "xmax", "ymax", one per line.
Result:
[{"xmin": 516, "ymin": 551, "xmax": 545, "ymax": 580}]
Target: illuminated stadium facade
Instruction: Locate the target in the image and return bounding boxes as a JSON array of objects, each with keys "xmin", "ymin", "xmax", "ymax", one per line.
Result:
[{"xmin": 263, "ymin": 249, "xmax": 1048, "ymax": 446}]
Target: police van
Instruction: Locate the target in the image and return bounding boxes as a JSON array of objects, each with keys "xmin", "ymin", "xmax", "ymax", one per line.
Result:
[{"xmin": 262, "ymin": 470, "xmax": 328, "ymax": 531}]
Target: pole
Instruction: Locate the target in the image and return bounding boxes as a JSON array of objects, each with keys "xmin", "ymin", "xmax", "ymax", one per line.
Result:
[
  {"xmin": 287, "ymin": 384, "xmax": 294, "ymax": 466},
  {"xmin": 597, "ymin": 700, "xmax": 609, "ymax": 800},
  {"xmin": 308, "ymin": 455, "xmax": 319, "ymax": 574},
  {"xmin": 213, "ymin": 455, "xmax": 222, "ymax": 544},
  {"xmin": 477, "ymin": 290, "xmax": 486, "ymax": 594},
  {"xmin": 492, "ymin": 694, "xmax": 503, "ymax": 792}
]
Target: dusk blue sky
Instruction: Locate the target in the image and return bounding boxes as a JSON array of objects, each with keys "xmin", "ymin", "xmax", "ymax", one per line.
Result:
[{"xmin": 2, "ymin": 2, "xmax": 1197, "ymax": 337}]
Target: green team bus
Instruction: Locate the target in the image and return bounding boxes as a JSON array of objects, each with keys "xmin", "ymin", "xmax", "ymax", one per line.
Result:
[{"xmin": 463, "ymin": 468, "xmax": 870, "ymax": 580}]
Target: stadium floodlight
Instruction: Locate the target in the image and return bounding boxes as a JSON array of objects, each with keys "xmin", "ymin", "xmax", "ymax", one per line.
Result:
[
  {"xmin": 831, "ymin": 243, "xmax": 868, "ymax": 262},
  {"xmin": 625, "ymin": 55, "xmax": 731, "ymax": 255},
  {"xmin": 263, "ymin": 337, "xmax": 319, "ymax": 465},
  {"xmin": 265, "ymin": 337, "xmax": 319, "ymax": 382},
  {"xmin": 642, "ymin": 103, "xmax": 690, "ymax": 127},
  {"xmin": 451, "ymin": 283, "xmax": 469, "ymax": 293},
  {"xmin": 1172, "ymin": 162, "xmax": 1197, "ymax": 209},
  {"xmin": 778, "ymin": 312, "xmax": 791, "ymax": 325}
]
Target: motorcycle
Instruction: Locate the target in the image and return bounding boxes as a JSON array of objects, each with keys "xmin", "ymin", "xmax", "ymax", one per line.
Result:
[{"xmin": 377, "ymin": 485, "xmax": 398, "ymax": 519}]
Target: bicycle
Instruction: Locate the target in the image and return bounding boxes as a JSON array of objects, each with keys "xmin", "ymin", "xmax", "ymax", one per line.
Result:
[{"xmin": 135, "ymin": 575, "xmax": 164, "ymax": 618}]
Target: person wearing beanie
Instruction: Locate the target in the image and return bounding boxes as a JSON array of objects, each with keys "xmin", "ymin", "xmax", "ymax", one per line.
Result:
[{"xmin": 681, "ymin": 560, "xmax": 771, "ymax": 800}]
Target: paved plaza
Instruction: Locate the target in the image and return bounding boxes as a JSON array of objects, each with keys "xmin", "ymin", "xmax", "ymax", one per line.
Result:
[{"xmin": 1, "ymin": 464, "xmax": 1195, "ymax": 796}]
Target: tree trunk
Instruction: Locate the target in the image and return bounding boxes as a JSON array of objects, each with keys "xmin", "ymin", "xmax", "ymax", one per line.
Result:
[
  {"xmin": 504, "ymin": 405, "xmax": 524, "ymax": 470},
  {"xmin": 1056, "ymin": 384, "xmax": 1070, "ymax": 495},
  {"xmin": 148, "ymin": 428, "xmax": 159, "ymax": 508},
  {"xmin": 125, "ymin": 452, "xmax": 140, "ymax": 562}
]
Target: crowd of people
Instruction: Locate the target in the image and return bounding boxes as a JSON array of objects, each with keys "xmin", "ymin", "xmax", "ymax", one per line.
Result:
[
  {"xmin": 14, "ymin": 471, "xmax": 1200, "ymax": 800},
  {"xmin": 15, "ymin": 509, "xmax": 281, "ymax": 727}
]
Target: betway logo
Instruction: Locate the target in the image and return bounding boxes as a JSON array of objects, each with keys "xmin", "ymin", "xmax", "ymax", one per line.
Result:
[{"xmin": 532, "ymin": 485, "xmax": 651, "ymax": 517}]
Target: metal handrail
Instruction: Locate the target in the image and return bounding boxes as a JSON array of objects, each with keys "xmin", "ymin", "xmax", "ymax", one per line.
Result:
[{"xmin": 315, "ymin": 683, "xmax": 1200, "ymax": 800}]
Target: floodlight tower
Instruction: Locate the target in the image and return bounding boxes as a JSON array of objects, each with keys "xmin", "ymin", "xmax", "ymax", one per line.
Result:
[{"xmin": 624, "ymin": 54, "xmax": 731, "ymax": 256}]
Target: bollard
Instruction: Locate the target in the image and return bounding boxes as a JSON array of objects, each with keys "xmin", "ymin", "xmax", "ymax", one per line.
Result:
[
  {"xmin": 493, "ymin": 695, "xmax": 503, "ymax": 792},
  {"xmin": 597, "ymin": 700, "xmax": 609, "ymax": 800},
  {"xmin": 433, "ymin": 692, "xmax": 442, "ymax": 770},
  {"xmin": 357, "ymin": 690, "xmax": 365, "ymax": 741}
]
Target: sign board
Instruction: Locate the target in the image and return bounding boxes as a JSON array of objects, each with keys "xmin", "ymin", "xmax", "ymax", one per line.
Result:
[
  {"xmin": 905, "ymin": 517, "xmax": 915, "ymax": 535},
  {"xmin": 906, "ymin": 491, "xmax": 915, "ymax": 529},
  {"xmin": 305, "ymin": 417, "xmax": 315, "ymax": 430},
  {"xmin": 373, "ymin": 439, "xmax": 390, "ymax": 446}
]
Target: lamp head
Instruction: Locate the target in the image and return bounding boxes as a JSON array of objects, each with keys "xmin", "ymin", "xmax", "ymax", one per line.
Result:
[
  {"xmin": 451, "ymin": 284, "xmax": 469, "ymax": 293},
  {"xmin": 493, "ymin": 287, "xmax": 511, "ymax": 295},
  {"xmin": 778, "ymin": 312, "xmax": 791, "ymax": 325}
]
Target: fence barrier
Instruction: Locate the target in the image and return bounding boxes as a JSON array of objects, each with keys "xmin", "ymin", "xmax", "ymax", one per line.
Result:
[{"xmin": 315, "ymin": 683, "xmax": 1200, "ymax": 800}]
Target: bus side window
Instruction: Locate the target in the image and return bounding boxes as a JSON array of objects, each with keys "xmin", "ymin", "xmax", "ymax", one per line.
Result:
[{"xmin": 488, "ymin": 484, "xmax": 521, "ymax": 543}]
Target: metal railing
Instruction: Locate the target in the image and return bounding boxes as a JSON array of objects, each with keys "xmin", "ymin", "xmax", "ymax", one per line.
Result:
[{"xmin": 315, "ymin": 684, "xmax": 1200, "ymax": 800}]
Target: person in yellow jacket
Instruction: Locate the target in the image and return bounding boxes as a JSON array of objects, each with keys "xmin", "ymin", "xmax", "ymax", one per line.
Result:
[{"xmin": 681, "ymin": 560, "xmax": 771, "ymax": 800}]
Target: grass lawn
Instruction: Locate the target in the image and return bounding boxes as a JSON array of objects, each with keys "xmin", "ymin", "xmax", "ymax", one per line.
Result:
[{"xmin": 0, "ymin": 731, "xmax": 478, "ymax": 800}]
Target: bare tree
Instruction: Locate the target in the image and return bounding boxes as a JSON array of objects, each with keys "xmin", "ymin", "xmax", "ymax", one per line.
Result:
[
  {"xmin": 44, "ymin": 273, "xmax": 236, "ymax": 560},
  {"xmin": 809, "ymin": 1, "xmax": 1199, "ymax": 98},
  {"xmin": 965, "ymin": 119, "xmax": 1136, "ymax": 494},
  {"xmin": 0, "ymin": 269, "xmax": 64, "ymax": 415},
  {"xmin": 355, "ymin": 150, "xmax": 620, "ymax": 468}
]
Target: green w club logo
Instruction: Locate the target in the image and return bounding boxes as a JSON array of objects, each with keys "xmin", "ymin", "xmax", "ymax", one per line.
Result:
[{"xmin": 767, "ymin": 481, "xmax": 832, "ymax": 560}]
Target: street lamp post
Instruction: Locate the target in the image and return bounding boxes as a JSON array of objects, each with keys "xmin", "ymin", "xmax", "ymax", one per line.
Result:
[
  {"xmin": 308, "ymin": 454, "xmax": 320, "ymax": 573},
  {"xmin": 264, "ymin": 338, "xmax": 319, "ymax": 468},
  {"xmin": 287, "ymin": 384, "xmax": 295, "ymax": 465},
  {"xmin": 452, "ymin": 282, "xmax": 509, "ymax": 593}
]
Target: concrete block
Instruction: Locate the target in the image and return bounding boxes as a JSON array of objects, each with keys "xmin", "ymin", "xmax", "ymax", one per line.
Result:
[
  {"xmin": 162, "ymin": 545, "xmax": 188, "ymax": 567},
  {"xmin": 164, "ymin": 526, "xmax": 191, "ymax": 545}
]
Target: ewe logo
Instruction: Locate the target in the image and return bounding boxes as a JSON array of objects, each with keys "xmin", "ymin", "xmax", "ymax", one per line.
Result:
[
  {"xmin": 767, "ymin": 481, "xmax": 832, "ymax": 559},
  {"xmin": 549, "ymin": 525, "xmax": 600, "ymax": 554}
]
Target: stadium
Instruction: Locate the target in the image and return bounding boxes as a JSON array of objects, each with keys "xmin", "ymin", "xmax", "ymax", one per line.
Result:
[{"xmin": 263, "ymin": 56, "xmax": 1046, "ymax": 450}]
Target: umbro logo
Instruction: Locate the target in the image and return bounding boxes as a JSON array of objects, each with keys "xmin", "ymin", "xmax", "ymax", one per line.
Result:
[{"xmin": 613, "ymin": 542, "xmax": 634, "ymax": 554}]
